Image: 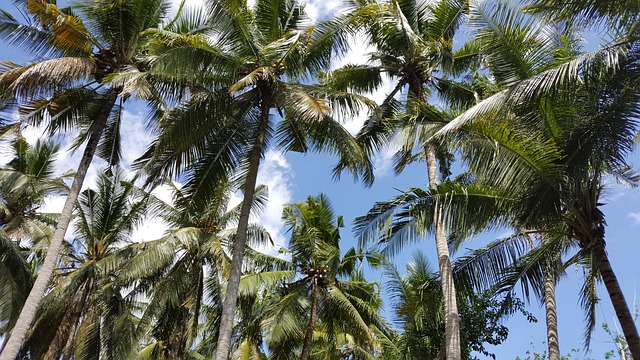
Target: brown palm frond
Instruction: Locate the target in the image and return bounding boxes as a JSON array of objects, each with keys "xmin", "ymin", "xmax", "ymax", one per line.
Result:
[
  {"xmin": 23, "ymin": 0, "xmax": 94, "ymax": 56},
  {"xmin": 284, "ymin": 85, "xmax": 331, "ymax": 122},
  {"xmin": 12, "ymin": 57, "xmax": 96, "ymax": 98},
  {"xmin": 0, "ymin": 62, "xmax": 31, "ymax": 92}
]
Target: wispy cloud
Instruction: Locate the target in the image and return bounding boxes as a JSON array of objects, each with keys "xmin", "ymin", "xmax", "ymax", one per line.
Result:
[
  {"xmin": 372, "ymin": 145, "xmax": 398, "ymax": 178},
  {"xmin": 120, "ymin": 110, "xmax": 154, "ymax": 166},
  {"xmin": 254, "ymin": 150, "xmax": 295, "ymax": 253},
  {"xmin": 305, "ymin": 0, "xmax": 344, "ymax": 22},
  {"xmin": 628, "ymin": 212, "xmax": 640, "ymax": 226}
]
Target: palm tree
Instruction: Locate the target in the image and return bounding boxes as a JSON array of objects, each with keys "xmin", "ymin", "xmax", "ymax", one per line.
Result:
[
  {"xmin": 0, "ymin": 134, "xmax": 69, "ymax": 349},
  {"xmin": 117, "ymin": 181, "xmax": 271, "ymax": 359},
  {"xmin": 354, "ymin": 2, "xmax": 637, "ymax": 358},
  {"xmin": 238, "ymin": 194, "xmax": 387, "ymax": 359},
  {"xmin": 17, "ymin": 168, "xmax": 150, "ymax": 359},
  {"xmin": 137, "ymin": 1, "xmax": 375, "ymax": 358},
  {"xmin": 447, "ymin": 6, "xmax": 584, "ymax": 359},
  {"xmin": 427, "ymin": 2, "xmax": 640, "ymax": 355},
  {"xmin": 322, "ymin": 0, "xmax": 482, "ymax": 356},
  {"xmin": 381, "ymin": 251, "xmax": 528, "ymax": 360},
  {"xmin": 0, "ymin": 1, "xmax": 177, "ymax": 356},
  {"xmin": 0, "ymin": 135, "xmax": 69, "ymax": 244}
]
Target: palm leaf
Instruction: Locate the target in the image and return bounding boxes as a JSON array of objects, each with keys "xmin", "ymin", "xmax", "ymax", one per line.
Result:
[{"xmin": 12, "ymin": 57, "xmax": 96, "ymax": 98}]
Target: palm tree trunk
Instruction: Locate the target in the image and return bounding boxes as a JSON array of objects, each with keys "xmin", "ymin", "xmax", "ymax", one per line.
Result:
[
  {"xmin": 409, "ymin": 80, "xmax": 461, "ymax": 360},
  {"xmin": 544, "ymin": 266, "xmax": 560, "ymax": 360},
  {"xmin": 0, "ymin": 90, "xmax": 119, "ymax": 360},
  {"xmin": 528, "ymin": 233, "xmax": 560, "ymax": 360},
  {"xmin": 428, "ymin": 149, "xmax": 461, "ymax": 360},
  {"xmin": 300, "ymin": 282, "xmax": 319, "ymax": 360},
  {"xmin": 215, "ymin": 91, "xmax": 271, "ymax": 360},
  {"xmin": 523, "ymin": 231, "xmax": 561, "ymax": 360},
  {"xmin": 591, "ymin": 241, "xmax": 640, "ymax": 358},
  {"xmin": 190, "ymin": 268, "xmax": 204, "ymax": 347}
]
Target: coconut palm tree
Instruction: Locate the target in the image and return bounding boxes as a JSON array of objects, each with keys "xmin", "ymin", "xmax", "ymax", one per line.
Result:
[
  {"xmin": 402, "ymin": 7, "xmax": 637, "ymax": 355},
  {"xmin": 355, "ymin": 2, "xmax": 638, "ymax": 357},
  {"xmin": 16, "ymin": 168, "xmax": 150, "ymax": 359},
  {"xmin": 381, "ymin": 251, "xmax": 528, "ymax": 360},
  {"xmin": 440, "ymin": 1, "xmax": 640, "ymax": 356},
  {"xmin": 322, "ymin": 0, "xmax": 482, "ymax": 356},
  {"xmin": 0, "ymin": 135, "xmax": 70, "ymax": 244},
  {"xmin": 449, "ymin": 93, "xmax": 640, "ymax": 356},
  {"xmin": 0, "ymin": 134, "xmax": 70, "ymax": 351},
  {"xmin": 137, "ymin": 1, "xmax": 375, "ymax": 357},
  {"xmin": 0, "ymin": 0, "xmax": 180, "ymax": 356},
  {"xmin": 117, "ymin": 180, "xmax": 271, "ymax": 359},
  {"xmin": 445, "ymin": 6, "xmax": 585, "ymax": 359},
  {"xmin": 238, "ymin": 194, "xmax": 387, "ymax": 360}
]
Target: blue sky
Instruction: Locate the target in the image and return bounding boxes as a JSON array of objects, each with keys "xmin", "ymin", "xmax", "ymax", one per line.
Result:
[{"xmin": 1, "ymin": 0, "xmax": 639, "ymax": 358}]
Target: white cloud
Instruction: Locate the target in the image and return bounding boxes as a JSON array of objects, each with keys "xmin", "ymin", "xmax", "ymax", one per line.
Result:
[
  {"xmin": 372, "ymin": 145, "xmax": 397, "ymax": 178},
  {"xmin": 41, "ymin": 195, "xmax": 66, "ymax": 214},
  {"xmin": 253, "ymin": 150, "xmax": 295, "ymax": 253},
  {"xmin": 628, "ymin": 212, "xmax": 640, "ymax": 226},
  {"xmin": 129, "ymin": 182, "xmax": 179, "ymax": 243},
  {"xmin": 131, "ymin": 217, "xmax": 169, "ymax": 243},
  {"xmin": 169, "ymin": 0, "xmax": 206, "ymax": 16},
  {"xmin": 21, "ymin": 123, "xmax": 48, "ymax": 144},
  {"xmin": 120, "ymin": 110, "xmax": 154, "ymax": 166},
  {"xmin": 305, "ymin": 0, "xmax": 344, "ymax": 22}
]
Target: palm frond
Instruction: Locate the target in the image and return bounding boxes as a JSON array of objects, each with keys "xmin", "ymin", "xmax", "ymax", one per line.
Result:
[
  {"xmin": 12, "ymin": 57, "xmax": 96, "ymax": 98},
  {"xmin": 276, "ymin": 114, "xmax": 375, "ymax": 186},
  {"xmin": 0, "ymin": 10, "xmax": 58, "ymax": 57},
  {"xmin": 238, "ymin": 270, "xmax": 296, "ymax": 296},
  {"xmin": 523, "ymin": 0, "xmax": 640, "ymax": 29},
  {"xmin": 436, "ymin": 40, "xmax": 633, "ymax": 137}
]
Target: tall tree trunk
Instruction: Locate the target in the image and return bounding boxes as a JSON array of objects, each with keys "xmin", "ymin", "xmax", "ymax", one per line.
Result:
[
  {"xmin": 215, "ymin": 91, "xmax": 271, "ymax": 360},
  {"xmin": 428, "ymin": 149, "xmax": 461, "ymax": 360},
  {"xmin": 300, "ymin": 282, "xmax": 319, "ymax": 360},
  {"xmin": 0, "ymin": 90, "xmax": 119, "ymax": 360},
  {"xmin": 524, "ymin": 231, "xmax": 561, "ymax": 360},
  {"xmin": 544, "ymin": 265, "xmax": 560, "ymax": 360},
  {"xmin": 528, "ymin": 233, "xmax": 560, "ymax": 360},
  {"xmin": 408, "ymin": 80, "xmax": 461, "ymax": 360},
  {"xmin": 591, "ymin": 241, "xmax": 640, "ymax": 358}
]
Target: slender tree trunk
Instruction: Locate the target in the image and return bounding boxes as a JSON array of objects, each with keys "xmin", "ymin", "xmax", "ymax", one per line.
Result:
[
  {"xmin": 408, "ymin": 80, "xmax": 461, "ymax": 360},
  {"xmin": 215, "ymin": 91, "xmax": 271, "ymax": 360},
  {"xmin": 300, "ymin": 282, "xmax": 319, "ymax": 360},
  {"xmin": 544, "ymin": 266, "xmax": 560, "ymax": 360},
  {"xmin": 428, "ymin": 149, "xmax": 461, "ymax": 360},
  {"xmin": 190, "ymin": 268, "xmax": 204, "ymax": 346},
  {"xmin": 527, "ymin": 232, "xmax": 560, "ymax": 360},
  {"xmin": 591, "ymin": 241, "xmax": 640, "ymax": 358},
  {"xmin": 0, "ymin": 90, "xmax": 118, "ymax": 360},
  {"xmin": 618, "ymin": 343, "xmax": 628, "ymax": 360}
]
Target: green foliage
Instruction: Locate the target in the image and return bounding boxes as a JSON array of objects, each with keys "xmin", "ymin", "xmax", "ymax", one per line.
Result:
[
  {"xmin": 387, "ymin": 252, "xmax": 534, "ymax": 360},
  {"xmin": 0, "ymin": 133, "xmax": 70, "ymax": 332},
  {"xmin": 18, "ymin": 168, "xmax": 149, "ymax": 359},
  {"xmin": 238, "ymin": 194, "xmax": 388, "ymax": 359}
]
